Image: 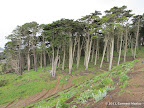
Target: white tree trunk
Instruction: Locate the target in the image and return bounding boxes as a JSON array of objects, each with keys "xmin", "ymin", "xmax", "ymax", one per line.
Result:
[
  {"xmin": 85, "ymin": 34, "xmax": 92, "ymax": 70},
  {"xmin": 124, "ymin": 26, "xmax": 128, "ymax": 62},
  {"xmin": 94, "ymin": 39, "xmax": 99, "ymax": 65},
  {"xmin": 100, "ymin": 39, "xmax": 108, "ymax": 68},
  {"xmin": 109, "ymin": 37, "xmax": 114, "ymax": 70},
  {"xmin": 91, "ymin": 40, "xmax": 95, "ymax": 62},
  {"xmin": 117, "ymin": 32, "xmax": 123, "ymax": 65},
  {"xmin": 40, "ymin": 53, "xmax": 42, "ymax": 68},
  {"xmin": 106, "ymin": 43, "xmax": 110, "ymax": 63},
  {"xmin": 62, "ymin": 46, "xmax": 65, "ymax": 71},
  {"xmin": 77, "ymin": 36, "xmax": 81, "ymax": 69},
  {"xmin": 131, "ymin": 38, "xmax": 134, "ymax": 56},
  {"xmin": 27, "ymin": 52, "xmax": 30, "ymax": 72},
  {"xmin": 134, "ymin": 17, "xmax": 140, "ymax": 59},
  {"xmin": 69, "ymin": 37, "xmax": 73, "ymax": 74},
  {"xmin": 51, "ymin": 47, "xmax": 59, "ymax": 77}
]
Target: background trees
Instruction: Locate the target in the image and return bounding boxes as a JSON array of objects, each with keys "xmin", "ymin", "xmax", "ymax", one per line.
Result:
[{"xmin": 3, "ymin": 6, "xmax": 144, "ymax": 77}]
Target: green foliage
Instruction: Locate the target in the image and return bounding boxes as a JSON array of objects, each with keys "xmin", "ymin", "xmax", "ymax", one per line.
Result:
[
  {"xmin": 102, "ymin": 78, "xmax": 112, "ymax": 86},
  {"xmin": 60, "ymin": 78, "xmax": 68, "ymax": 85},
  {"xmin": 56, "ymin": 99, "xmax": 69, "ymax": 108},
  {"xmin": 78, "ymin": 86, "xmax": 115, "ymax": 104},
  {"xmin": 72, "ymin": 105, "xmax": 77, "ymax": 108},
  {"xmin": 119, "ymin": 74, "xmax": 129, "ymax": 84},
  {"xmin": 93, "ymin": 90, "xmax": 107, "ymax": 102},
  {"xmin": 0, "ymin": 67, "xmax": 56, "ymax": 105},
  {"xmin": 78, "ymin": 89, "xmax": 94, "ymax": 103},
  {"xmin": 0, "ymin": 80, "xmax": 8, "ymax": 87},
  {"xmin": 119, "ymin": 81, "xmax": 129, "ymax": 89}
]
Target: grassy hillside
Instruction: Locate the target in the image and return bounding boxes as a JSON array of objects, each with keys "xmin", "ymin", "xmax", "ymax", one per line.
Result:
[
  {"xmin": 0, "ymin": 47, "xmax": 144, "ymax": 108},
  {"xmin": 25, "ymin": 59, "xmax": 139, "ymax": 108}
]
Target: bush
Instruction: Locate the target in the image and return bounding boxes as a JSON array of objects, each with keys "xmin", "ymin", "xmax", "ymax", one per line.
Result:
[
  {"xmin": 103, "ymin": 78, "xmax": 112, "ymax": 86},
  {"xmin": 56, "ymin": 100, "xmax": 68, "ymax": 108},
  {"xmin": 120, "ymin": 81, "xmax": 129, "ymax": 88},
  {"xmin": 119, "ymin": 74, "xmax": 129, "ymax": 83},
  {"xmin": 0, "ymin": 80, "xmax": 8, "ymax": 87}
]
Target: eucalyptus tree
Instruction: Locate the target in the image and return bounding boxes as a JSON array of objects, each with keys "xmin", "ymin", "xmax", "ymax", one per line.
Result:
[
  {"xmin": 121, "ymin": 8, "xmax": 133, "ymax": 62},
  {"xmin": 38, "ymin": 24, "xmax": 48, "ymax": 68},
  {"xmin": 43, "ymin": 19, "xmax": 72, "ymax": 77},
  {"xmin": 90, "ymin": 11, "xmax": 102, "ymax": 65},
  {"xmin": 79, "ymin": 15, "xmax": 94, "ymax": 70},
  {"xmin": 64, "ymin": 19, "xmax": 83, "ymax": 74},
  {"xmin": 101, "ymin": 6, "xmax": 133, "ymax": 70},
  {"xmin": 5, "ymin": 26, "xmax": 23, "ymax": 75},
  {"xmin": 22, "ymin": 22, "xmax": 40, "ymax": 72},
  {"xmin": 75, "ymin": 22, "xmax": 85, "ymax": 69},
  {"xmin": 44, "ymin": 21, "xmax": 60, "ymax": 77},
  {"xmin": 139, "ymin": 14, "xmax": 144, "ymax": 46},
  {"xmin": 100, "ymin": 13, "xmax": 115, "ymax": 69},
  {"xmin": 132, "ymin": 15, "xmax": 143, "ymax": 59}
]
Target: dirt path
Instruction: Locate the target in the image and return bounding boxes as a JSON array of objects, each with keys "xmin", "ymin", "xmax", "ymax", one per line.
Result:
[
  {"xmin": 91, "ymin": 59, "xmax": 144, "ymax": 108},
  {"xmin": 3, "ymin": 76, "xmax": 61, "ymax": 108},
  {"xmin": 3, "ymin": 75, "xmax": 77, "ymax": 108}
]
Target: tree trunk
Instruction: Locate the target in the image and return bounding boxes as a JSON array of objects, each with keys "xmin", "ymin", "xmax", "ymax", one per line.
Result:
[
  {"xmin": 117, "ymin": 36, "xmax": 119, "ymax": 52},
  {"xmin": 18, "ymin": 40, "xmax": 22, "ymax": 75},
  {"xmin": 72, "ymin": 37, "xmax": 77, "ymax": 59},
  {"xmin": 58, "ymin": 56, "xmax": 60, "ymax": 68},
  {"xmin": 131, "ymin": 38, "xmax": 134, "ymax": 56},
  {"xmin": 124, "ymin": 26, "xmax": 128, "ymax": 62},
  {"xmin": 42, "ymin": 35, "xmax": 46, "ymax": 68},
  {"xmin": 51, "ymin": 47, "xmax": 55, "ymax": 77},
  {"xmin": 43, "ymin": 50, "xmax": 46, "ymax": 68},
  {"xmin": 94, "ymin": 39, "xmax": 99, "ymax": 65},
  {"xmin": 62, "ymin": 46, "xmax": 65, "ymax": 71},
  {"xmin": 107, "ymin": 43, "xmax": 110, "ymax": 63},
  {"xmin": 51, "ymin": 47, "xmax": 60, "ymax": 77},
  {"xmin": 77, "ymin": 36, "xmax": 81, "ymax": 69},
  {"xmin": 85, "ymin": 34, "xmax": 92, "ymax": 70},
  {"xmin": 100, "ymin": 38, "xmax": 108, "ymax": 68},
  {"xmin": 40, "ymin": 53, "xmax": 42, "ymax": 68},
  {"xmin": 91, "ymin": 40, "xmax": 95, "ymax": 62},
  {"xmin": 69, "ymin": 37, "xmax": 73, "ymax": 74},
  {"xmin": 109, "ymin": 37, "xmax": 114, "ymax": 70},
  {"xmin": 117, "ymin": 32, "xmax": 123, "ymax": 65},
  {"xmin": 32, "ymin": 44, "xmax": 37, "ymax": 72},
  {"xmin": 134, "ymin": 17, "xmax": 140, "ymax": 59},
  {"xmin": 27, "ymin": 52, "xmax": 30, "ymax": 72}
]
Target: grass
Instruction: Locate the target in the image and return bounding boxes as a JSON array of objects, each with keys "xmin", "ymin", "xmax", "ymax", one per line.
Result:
[
  {"xmin": 0, "ymin": 46, "xmax": 143, "ymax": 107},
  {"xmin": 0, "ymin": 67, "xmax": 57, "ymax": 105},
  {"xmin": 26, "ymin": 59, "xmax": 138, "ymax": 108}
]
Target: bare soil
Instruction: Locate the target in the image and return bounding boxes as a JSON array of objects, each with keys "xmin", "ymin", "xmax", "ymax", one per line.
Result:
[
  {"xmin": 3, "ymin": 76, "xmax": 76, "ymax": 108},
  {"xmin": 2, "ymin": 58, "xmax": 144, "ymax": 108},
  {"xmin": 89, "ymin": 59, "xmax": 144, "ymax": 108}
]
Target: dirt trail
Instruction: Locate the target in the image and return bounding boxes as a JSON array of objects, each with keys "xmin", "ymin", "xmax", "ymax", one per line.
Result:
[
  {"xmin": 4, "ymin": 76, "xmax": 61, "ymax": 108},
  {"xmin": 91, "ymin": 59, "xmax": 144, "ymax": 108},
  {"xmin": 3, "ymin": 75, "xmax": 76, "ymax": 108}
]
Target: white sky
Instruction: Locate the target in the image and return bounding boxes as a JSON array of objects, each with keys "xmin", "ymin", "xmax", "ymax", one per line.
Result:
[{"xmin": 0, "ymin": 0, "xmax": 144, "ymax": 48}]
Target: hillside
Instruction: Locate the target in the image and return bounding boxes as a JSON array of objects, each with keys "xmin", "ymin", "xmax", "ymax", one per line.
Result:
[
  {"xmin": 0, "ymin": 55, "xmax": 144, "ymax": 108},
  {"xmin": 0, "ymin": 5, "xmax": 144, "ymax": 108}
]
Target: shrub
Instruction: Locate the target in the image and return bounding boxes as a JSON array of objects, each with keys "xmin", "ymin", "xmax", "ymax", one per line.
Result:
[
  {"xmin": 119, "ymin": 74, "xmax": 129, "ymax": 84},
  {"xmin": 103, "ymin": 78, "xmax": 112, "ymax": 86},
  {"xmin": 56, "ymin": 100, "xmax": 68, "ymax": 108},
  {"xmin": 0, "ymin": 80, "xmax": 8, "ymax": 87}
]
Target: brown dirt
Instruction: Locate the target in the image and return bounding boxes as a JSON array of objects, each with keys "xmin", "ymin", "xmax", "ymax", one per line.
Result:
[
  {"xmin": 90, "ymin": 59, "xmax": 144, "ymax": 108},
  {"xmin": 4, "ymin": 76, "xmax": 62, "ymax": 108},
  {"xmin": 3, "ymin": 75, "xmax": 77, "ymax": 108}
]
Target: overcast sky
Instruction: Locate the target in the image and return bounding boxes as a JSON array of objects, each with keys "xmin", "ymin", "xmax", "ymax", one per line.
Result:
[{"xmin": 0, "ymin": 0, "xmax": 143, "ymax": 48}]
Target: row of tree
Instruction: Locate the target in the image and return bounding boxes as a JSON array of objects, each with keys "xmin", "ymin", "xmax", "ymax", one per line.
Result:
[{"xmin": 4, "ymin": 6, "xmax": 144, "ymax": 77}]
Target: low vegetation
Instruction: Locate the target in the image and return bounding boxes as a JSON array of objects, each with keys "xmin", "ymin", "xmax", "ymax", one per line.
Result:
[
  {"xmin": 0, "ymin": 4, "xmax": 144, "ymax": 108},
  {"xmin": 24, "ymin": 59, "xmax": 138, "ymax": 108}
]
